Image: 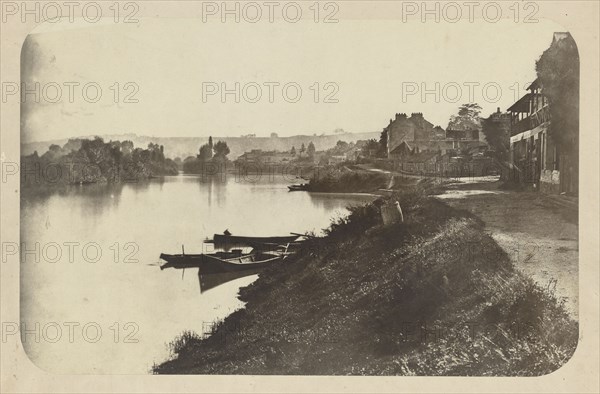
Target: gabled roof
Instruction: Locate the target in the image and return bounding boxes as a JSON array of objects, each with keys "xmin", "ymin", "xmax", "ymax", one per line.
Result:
[{"xmin": 390, "ymin": 140, "xmax": 412, "ymax": 154}]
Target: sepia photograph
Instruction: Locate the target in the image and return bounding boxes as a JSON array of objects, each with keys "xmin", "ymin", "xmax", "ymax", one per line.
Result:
[{"xmin": 1, "ymin": 1, "xmax": 599, "ymax": 392}]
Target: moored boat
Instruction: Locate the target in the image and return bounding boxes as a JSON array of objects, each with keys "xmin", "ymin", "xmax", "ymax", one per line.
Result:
[
  {"xmin": 205, "ymin": 233, "xmax": 299, "ymax": 246},
  {"xmin": 159, "ymin": 249, "xmax": 286, "ymax": 273},
  {"xmin": 287, "ymin": 184, "xmax": 309, "ymax": 191}
]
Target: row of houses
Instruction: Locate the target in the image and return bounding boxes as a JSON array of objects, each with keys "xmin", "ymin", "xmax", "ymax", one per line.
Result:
[
  {"xmin": 384, "ymin": 140, "xmax": 496, "ymax": 177},
  {"xmin": 382, "ymin": 32, "xmax": 577, "ymax": 195},
  {"xmin": 235, "ymin": 144, "xmax": 364, "ymax": 167},
  {"xmin": 385, "ymin": 112, "xmax": 487, "ymax": 160}
]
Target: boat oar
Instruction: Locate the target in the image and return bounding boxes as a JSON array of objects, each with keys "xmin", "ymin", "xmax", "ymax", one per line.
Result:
[{"xmin": 181, "ymin": 244, "xmax": 186, "ymax": 279}]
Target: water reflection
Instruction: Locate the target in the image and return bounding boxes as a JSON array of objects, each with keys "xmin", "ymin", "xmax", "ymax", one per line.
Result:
[
  {"xmin": 198, "ymin": 267, "xmax": 262, "ymax": 294},
  {"xmin": 308, "ymin": 192, "xmax": 377, "ymax": 211},
  {"xmin": 20, "ymin": 174, "xmax": 374, "ymax": 373}
]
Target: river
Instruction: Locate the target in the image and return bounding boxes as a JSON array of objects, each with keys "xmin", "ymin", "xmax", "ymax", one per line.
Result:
[{"xmin": 19, "ymin": 174, "xmax": 375, "ymax": 374}]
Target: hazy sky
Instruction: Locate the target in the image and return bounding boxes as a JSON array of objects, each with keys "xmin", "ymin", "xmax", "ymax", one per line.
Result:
[{"xmin": 21, "ymin": 16, "xmax": 566, "ymax": 142}]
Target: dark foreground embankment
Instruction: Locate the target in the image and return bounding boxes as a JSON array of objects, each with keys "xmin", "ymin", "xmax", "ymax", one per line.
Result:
[{"xmin": 154, "ymin": 181, "xmax": 577, "ymax": 375}]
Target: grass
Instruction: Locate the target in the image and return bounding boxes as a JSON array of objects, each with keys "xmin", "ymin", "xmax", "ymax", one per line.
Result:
[{"xmin": 153, "ymin": 180, "xmax": 577, "ymax": 375}]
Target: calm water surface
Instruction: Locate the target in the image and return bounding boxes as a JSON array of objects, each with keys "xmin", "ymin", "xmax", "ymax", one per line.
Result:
[{"xmin": 20, "ymin": 174, "xmax": 374, "ymax": 374}]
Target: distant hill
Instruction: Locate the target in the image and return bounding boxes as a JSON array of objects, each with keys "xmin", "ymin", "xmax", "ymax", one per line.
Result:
[{"xmin": 21, "ymin": 132, "xmax": 381, "ymax": 159}]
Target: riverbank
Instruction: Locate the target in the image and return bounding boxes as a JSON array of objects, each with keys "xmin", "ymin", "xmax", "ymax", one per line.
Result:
[
  {"xmin": 435, "ymin": 178, "xmax": 579, "ymax": 319},
  {"xmin": 306, "ymin": 165, "xmax": 420, "ymax": 193},
  {"xmin": 153, "ymin": 179, "xmax": 577, "ymax": 375}
]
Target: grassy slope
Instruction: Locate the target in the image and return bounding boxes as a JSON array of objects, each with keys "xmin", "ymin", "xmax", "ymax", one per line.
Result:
[{"xmin": 154, "ymin": 182, "xmax": 577, "ymax": 375}]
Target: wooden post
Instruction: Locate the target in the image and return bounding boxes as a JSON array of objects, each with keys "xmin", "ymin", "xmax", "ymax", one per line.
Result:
[{"xmin": 381, "ymin": 200, "xmax": 404, "ymax": 225}]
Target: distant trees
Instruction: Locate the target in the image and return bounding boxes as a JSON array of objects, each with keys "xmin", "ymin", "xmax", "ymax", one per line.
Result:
[
  {"xmin": 62, "ymin": 139, "xmax": 83, "ymax": 153},
  {"xmin": 173, "ymin": 157, "xmax": 183, "ymax": 169},
  {"xmin": 195, "ymin": 136, "xmax": 230, "ymax": 162},
  {"xmin": 333, "ymin": 140, "xmax": 349, "ymax": 152},
  {"xmin": 20, "ymin": 137, "xmax": 178, "ymax": 188},
  {"xmin": 379, "ymin": 129, "xmax": 388, "ymax": 157},
  {"xmin": 300, "ymin": 143, "xmax": 306, "ymax": 154},
  {"xmin": 198, "ymin": 144, "xmax": 213, "ymax": 161},
  {"xmin": 120, "ymin": 140, "xmax": 134, "ymax": 155},
  {"xmin": 184, "ymin": 137, "xmax": 230, "ymax": 173},
  {"xmin": 307, "ymin": 142, "xmax": 316, "ymax": 158},
  {"xmin": 213, "ymin": 141, "xmax": 230, "ymax": 159},
  {"xmin": 290, "ymin": 146, "xmax": 296, "ymax": 155},
  {"xmin": 197, "ymin": 136, "xmax": 215, "ymax": 162}
]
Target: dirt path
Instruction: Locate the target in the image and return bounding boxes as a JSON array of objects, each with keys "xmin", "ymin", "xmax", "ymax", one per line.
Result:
[{"xmin": 435, "ymin": 180, "xmax": 579, "ymax": 319}]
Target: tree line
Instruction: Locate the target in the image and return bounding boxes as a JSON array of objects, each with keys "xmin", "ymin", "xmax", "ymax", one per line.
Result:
[
  {"xmin": 183, "ymin": 137, "xmax": 231, "ymax": 173},
  {"xmin": 21, "ymin": 137, "xmax": 179, "ymax": 187}
]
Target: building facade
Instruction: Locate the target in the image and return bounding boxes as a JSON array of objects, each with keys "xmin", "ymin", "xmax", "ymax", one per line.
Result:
[
  {"xmin": 385, "ymin": 113, "xmax": 435, "ymax": 157},
  {"xmin": 507, "ymin": 79, "xmax": 560, "ymax": 192}
]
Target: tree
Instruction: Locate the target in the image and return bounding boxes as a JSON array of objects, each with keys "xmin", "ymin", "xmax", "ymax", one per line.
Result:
[
  {"xmin": 300, "ymin": 143, "xmax": 306, "ymax": 154},
  {"xmin": 213, "ymin": 140, "xmax": 230, "ymax": 159},
  {"xmin": 63, "ymin": 139, "xmax": 82, "ymax": 153},
  {"xmin": 447, "ymin": 103, "xmax": 482, "ymax": 131},
  {"xmin": 307, "ymin": 142, "xmax": 316, "ymax": 157},
  {"xmin": 197, "ymin": 144, "xmax": 213, "ymax": 161},
  {"xmin": 482, "ymin": 115, "xmax": 511, "ymax": 161},
  {"xmin": 379, "ymin": 129, "xmax": 388, "ymax": 156},
  {"xmin": 334, "ymin": 140, "xmax": 349, "ymax": 154},
  {"xmin": 81, "ymin": 137, "xmax": 110, "ymax": 169},
  {"xmin": 120, "ymin": 140, "xmax": 134, "ymax": 155},
  {"xmin": 208, "ymin": 136, "xmax": 213, "ymax": 150},
  {"xmin": 536, "ymin": 33, "xmax": 579, "ymax": 151},
  {"xmin": 290, "ymin": 146, "xmax": 296, "ymax": 155},
  {"xmin": 44, "ymin": 144, "xmax": 64, "ymax": 160}
]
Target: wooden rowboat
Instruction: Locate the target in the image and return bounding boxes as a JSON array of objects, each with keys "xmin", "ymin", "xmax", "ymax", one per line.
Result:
[
  {"xmin": 205, "ymin": 234, "xmax": 299, "ymax": 246},
  {"xmin": 287, "ymin": 184, "xmax": 309, "ymax": 191},
  {"xmin": 159, "ymin": 249, "xmax": 286, "ymax": 274}
]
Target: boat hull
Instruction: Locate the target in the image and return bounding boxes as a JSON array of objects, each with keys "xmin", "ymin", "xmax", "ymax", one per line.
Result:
[
  {"xmin": 207, "ymin": 234, "xmax": 299, "ymax": 246},
  {"xmin": 288, "ymin": 184, "xmax": 309, "ymax": 191},
  {"xmin": 159, "ymin": 252, "xmax": 283, "ymax": 274}
]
